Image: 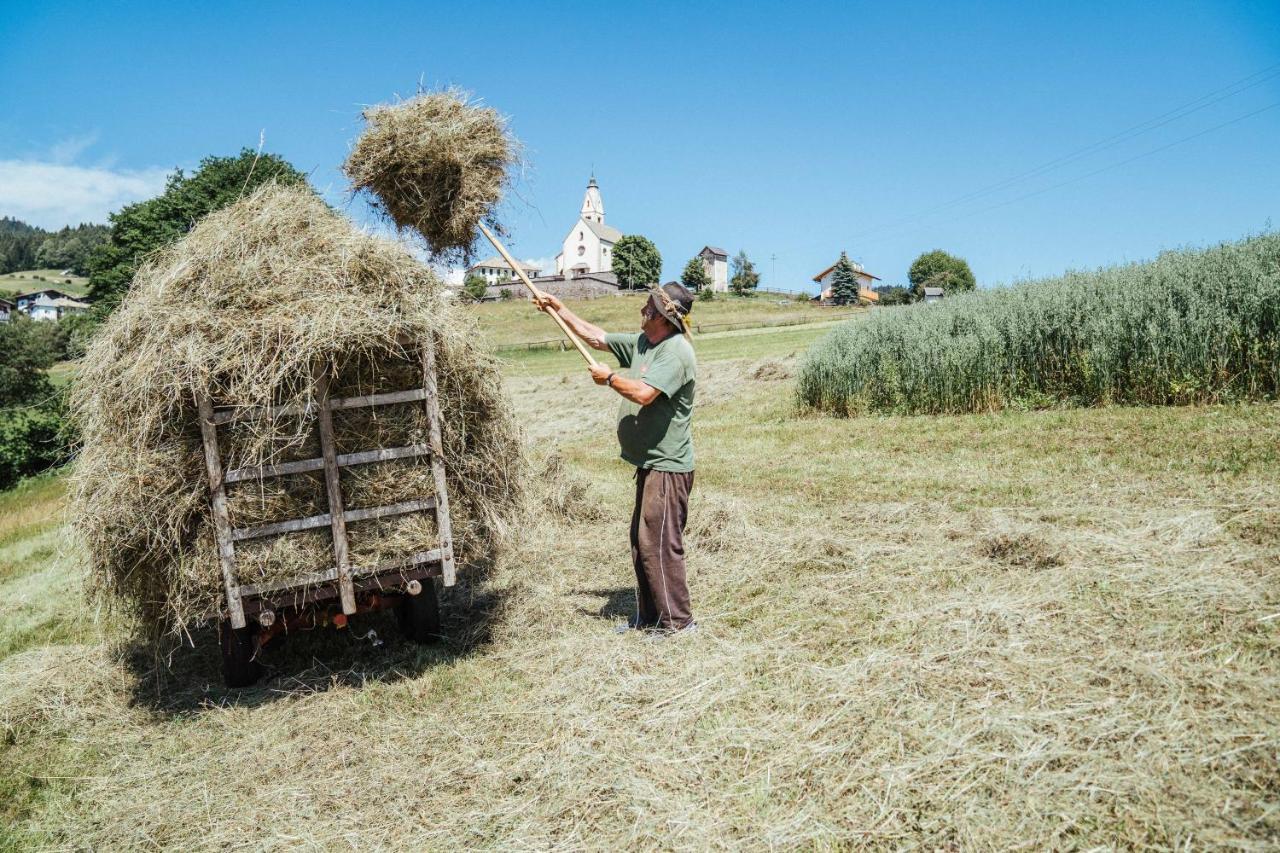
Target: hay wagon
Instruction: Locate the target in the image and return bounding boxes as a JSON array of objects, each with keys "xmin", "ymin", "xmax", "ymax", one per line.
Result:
[{"xmin": 197, "ymin": 343, "xmax": 456, "ymax": 687}]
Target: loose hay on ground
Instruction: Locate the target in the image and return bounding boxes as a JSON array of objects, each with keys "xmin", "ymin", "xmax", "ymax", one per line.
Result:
[{"xmin": 70, "ymin": 183, "xmax": 526, "ymax": 640}]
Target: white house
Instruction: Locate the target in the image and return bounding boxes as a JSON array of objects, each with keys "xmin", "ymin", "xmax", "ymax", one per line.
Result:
[
  {"xmin": 555, "ymin": 175, "xmax": 624, "ymax": 277},
  {"xmin": 466, "ymin": 257, "xmax": 542, "ymax": 285},
  {"xmin": 921, "ymin": 286, "xmax": 944, "ymax": 304},
  {"xmin": 698, "ymin": 246, "xmax": 729, "ymax": 292},
  {"xmin": 15, "ymin": 288, "xmax": 72, "ymax": 314},
  {"xmin": 0, "ymin": 298, "xmax": 13, "ymax": 323},
  {"xmin": 812, "ymin": 256, "xmax": 881, "ymax": 305},
  {"xmin": 26, "ymin": 292, "xmax": 90, "ymax": 321}
]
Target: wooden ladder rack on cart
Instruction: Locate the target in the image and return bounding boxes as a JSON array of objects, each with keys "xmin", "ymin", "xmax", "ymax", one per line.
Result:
[{"xmin": 196, "ymin": 340, "xmax": 456, "ymax": 630}]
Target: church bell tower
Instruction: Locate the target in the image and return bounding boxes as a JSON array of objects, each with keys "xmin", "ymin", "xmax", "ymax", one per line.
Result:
[{"xmin": 580, "ymin": 174, "xmax": 605, "ymax": 224}]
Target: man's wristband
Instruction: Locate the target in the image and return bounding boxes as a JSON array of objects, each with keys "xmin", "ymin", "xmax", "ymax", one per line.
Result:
[{"xmin": 606, "ymin": 372, "xmax": 617, "ymax": 388}]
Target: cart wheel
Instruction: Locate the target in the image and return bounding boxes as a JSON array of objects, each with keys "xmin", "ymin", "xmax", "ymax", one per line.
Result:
[
  {"xmin": 219, "ymin": 620, "xmax": 263, "ymax": 688},
  {"xmin": 396, "ymin": 580, "xmax": 441, "ymax": 643}
]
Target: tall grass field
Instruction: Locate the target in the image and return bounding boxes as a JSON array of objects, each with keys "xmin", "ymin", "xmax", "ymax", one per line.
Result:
[{"xmin": 798, "ymin": 233, "xmax": 1280, "ymax": 415}]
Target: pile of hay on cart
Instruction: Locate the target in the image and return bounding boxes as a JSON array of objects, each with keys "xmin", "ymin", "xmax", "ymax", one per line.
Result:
[{"xmin": 71, "ymin": 183, "xmax": 525, "ymax": 636}]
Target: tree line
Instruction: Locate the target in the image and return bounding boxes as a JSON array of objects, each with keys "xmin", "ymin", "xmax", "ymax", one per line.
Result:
[{"xmin": 0, "ymin": 219, "xmax": 109, "ymax": 276}]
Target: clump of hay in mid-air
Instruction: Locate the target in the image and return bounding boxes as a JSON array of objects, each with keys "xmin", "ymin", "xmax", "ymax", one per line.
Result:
[
  {"xmin": 71, "ymin": 183, "xmax": 526, "ymax": 637},
  {"xmin": 343, "ymin": 87, "xmax": 517, "ymax": 258}
]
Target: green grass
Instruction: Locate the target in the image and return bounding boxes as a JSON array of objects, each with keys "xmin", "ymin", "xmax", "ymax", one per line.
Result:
[
  {"xmin": 0, "ymin": 269, "xmax": 90, "ymax": 299},
  {"xmin": 502, "ymin": 320, "xmax": 850, "ymax": 377},
  {"xmin": 1, "ymin": 316, "xmax": 1278, "ymax": 847},
  {"xmin": 472, "ymin": 290, "xmax": 848, "ymax": 347},
  {"xmin": 799, "ymin": 232, "xmax": 1280, "ymax": 415},
  {"xmin": 0, "ymin": 474, "xmax": 90, "ymax": 662}
]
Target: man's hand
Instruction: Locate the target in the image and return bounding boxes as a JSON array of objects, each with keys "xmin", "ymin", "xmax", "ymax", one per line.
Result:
[
  {"xmin": 589, "ymin": 363, "xmax": 613, "ymax": 386},
  {"xmin": 533, "ymin": 293, "xmax": 564, "ymax": 313}
]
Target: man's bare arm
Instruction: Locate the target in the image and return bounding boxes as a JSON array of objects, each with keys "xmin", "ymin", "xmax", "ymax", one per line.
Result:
[
  {"xmin": 533, "ymin": 294, "xmax": 609, "ymax": 351},
  {"xmin": 588, "ymin": 364, "xmax": 660, "ymax": 405}
]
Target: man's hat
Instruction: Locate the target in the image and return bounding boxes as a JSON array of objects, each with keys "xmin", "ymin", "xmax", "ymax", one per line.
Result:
[{"xmin": 647, "ymin": 281, "xmax": 695, "ymax": 333}]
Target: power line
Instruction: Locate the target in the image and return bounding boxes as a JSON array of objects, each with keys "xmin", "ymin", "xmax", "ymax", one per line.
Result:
[
  {"xmin": 849, "ymin": 61, "xmax": 1280, "ymax": 241},
  {"xmin": 909, "ymin": 99, "xmax": 1280, "ymax": 231}
]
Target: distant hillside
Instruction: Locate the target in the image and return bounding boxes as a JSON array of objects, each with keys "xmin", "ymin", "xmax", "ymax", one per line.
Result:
[
  {"xmin": 0, "ymin": 269, "xmax": 90, "ymax": 299},
  {"xmin": 0, "ymin": 218, "xmax": 108, "ymax": 277}
]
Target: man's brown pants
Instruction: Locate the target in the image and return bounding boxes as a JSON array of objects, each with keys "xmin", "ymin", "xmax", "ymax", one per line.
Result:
[{"xmin": 630, "ymin": 468, "xmax": 695, "ymax": 630}]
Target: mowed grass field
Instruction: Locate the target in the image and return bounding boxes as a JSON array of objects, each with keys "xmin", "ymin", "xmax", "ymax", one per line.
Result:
[
  {"xmin": 472, "ymin": 290, "xmax": 851, "ymax": 347},
  {"xmin": 1, "ymin": 307, "xmax": 1278, "ymax": 847},
  {"xmin": 0, "ymin": 269, "xmax": 89, "ymax": 299}
]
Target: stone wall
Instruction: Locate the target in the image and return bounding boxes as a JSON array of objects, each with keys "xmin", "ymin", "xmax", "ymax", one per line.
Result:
[{"xmin": 484, "ymin": 277, "xmax": 624, "ymax": 301}]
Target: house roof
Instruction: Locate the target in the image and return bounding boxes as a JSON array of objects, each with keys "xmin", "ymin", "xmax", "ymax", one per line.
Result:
[
  {"xmin": 0, "ymin": 298, "xmax": 14, "ymax": 308},
  {"xmin": 47, "ymin": 297, "xmax": 90, "ymax": 309},
  {"xmin": 466, "ymin": 256, "xmax": 541, "ymax": 272},
  {"xmin": 15, "ymin": 288, "xmax": 71, "ymax": 301},
  {"xmin": 583, "ymin": 218, "xmax": 622, "ymax": 243},
  {"xmin": 923, "ymin": 287, "xmax": 944, "ymax": 296},
  {"xmin": 699, "ymin": 246, "xmax": 729, "ymax": 258},
  {"xmin": 811, "ymin": 260, "xmax": 881, "ymax": 282}
]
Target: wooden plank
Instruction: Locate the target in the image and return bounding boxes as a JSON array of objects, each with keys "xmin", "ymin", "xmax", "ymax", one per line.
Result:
[
  {"xmin": 421, "ymin": 338, "xmax": 457, "ymax": 586},
  {"xmin": 210, "ymin": 399, "xmax": 316, "ymax": 425},
  {"xmin": 225, "ymin": 456, "xmax": 325, "ymax": 484},
  {"xmin": 344, "ymin": 496, "xmax": 436, "ymax": 524},
  {"xmin": 230, "ymin": 496, "xmax": 437, "ymax": 542},
  {"xmin": 232, "ymin": 511, "xmax": 332, "ymax": 542},
  {"xmin": 196, "ymin": 394, "xmax": 247, "ymax": 629},
  {"xmin": 210, "ymin": 388, "xmax": 427, "ymax": 425},
  {"xmin": 315, "ymin": 370, "xmax": 357, "ymax": 615},
  {"xmin": 239, "ymin": 555, "xmax": 445, "ymax": 615},
  {"xmin": 239, "ymin": 567, "xmax": 339, "ymax": 598},
  {"xmin": 329, "ymin": 387, "xmax": 427, "ymax": 411},
  {"xmin": 224, "ymin": 443, "xmax": 430, "ymax": 484},
  {"xmin": 237, "ymin": 548, "xmax": 444, "ymax": 599}
]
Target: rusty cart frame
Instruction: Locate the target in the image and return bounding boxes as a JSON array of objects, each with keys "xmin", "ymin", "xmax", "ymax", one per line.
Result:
[{"xmin": 196, "ymin": 339, "xmax": 456, "ymax": 686}]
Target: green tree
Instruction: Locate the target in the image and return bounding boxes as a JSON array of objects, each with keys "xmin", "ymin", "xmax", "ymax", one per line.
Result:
[
  {"xmin": 0, "ymin": 316, "xmax": 56, "ymax": 407},
  {"xmin": 829, "ymin": 252, "xmax": 861, "ymax": 305},
  {"xmin": 680, "ymin": 256, "xmax": 711, "ymax": 292},
  {"xmin": 907, "ymin": 249, "xmax": 976, "ymax": 301},
  {"xmin": 87, "ymin": 149, "xmax": 309, "ymax": 312},
  {"xmin": 0, "ymin": 316, "xmax": 71, "ymax": 488},
  {"xmin": 872, "ymin": 284, "xmax": 911, "ymax": 306},
  {"xmin": 729, "ymin": 250, "xmax": 760, "ymax": 296},
  {"xmin": 611, "ymin": 235, "xmax": 662, "ymax": 289},
  {"xmin": 462, "ymin": 273, "xmax": 489, "ymax": 302}
]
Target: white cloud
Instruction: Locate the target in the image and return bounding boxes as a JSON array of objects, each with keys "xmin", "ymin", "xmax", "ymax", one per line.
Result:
[
  {"xmin": 48, "ymin": 132, "xmax": 100, "ymax": 164},
  {"xmin": 521, "ymin": 256, "xmax": 556, "ymax": 276},
  {"xmin": 0, "ymin": 160, "xmax": 170, "ymax": 228}
]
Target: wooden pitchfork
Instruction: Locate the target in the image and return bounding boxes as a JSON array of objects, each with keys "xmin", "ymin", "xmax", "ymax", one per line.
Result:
[{"xmin": 477, "ymin": 222, "xmax": 599, "ymax": 367}]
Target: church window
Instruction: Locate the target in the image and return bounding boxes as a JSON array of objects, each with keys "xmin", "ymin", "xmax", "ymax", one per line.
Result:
[
  {"xmin": 579, "ymin": 231, "xmax": 583, "ymax": 240},
  {"xmin": 577, "ymin": 245, "xmax": 585, "ymax": 256}
]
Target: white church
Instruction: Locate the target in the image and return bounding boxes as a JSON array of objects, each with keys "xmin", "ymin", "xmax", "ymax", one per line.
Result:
[{"xmin": 554, "ymin": 175, "xmax": 623, "ymax": 277}]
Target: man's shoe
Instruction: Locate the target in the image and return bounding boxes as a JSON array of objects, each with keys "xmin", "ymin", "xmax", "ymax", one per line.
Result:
[
  {"xmin": 647, "ymin": 620, "xmax": 699, "ymax": 640},
  {"xmin": 614, "ymin": 618, "xmax": 652, "ymax": 635}
]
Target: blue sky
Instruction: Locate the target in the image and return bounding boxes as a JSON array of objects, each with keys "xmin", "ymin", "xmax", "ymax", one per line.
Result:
[{"xmin": 1, "ymin": 0, "xmax": 1277, "ymax": 292}]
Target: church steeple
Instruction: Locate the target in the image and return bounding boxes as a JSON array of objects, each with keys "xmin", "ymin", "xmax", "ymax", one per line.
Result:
[{"xmin": 581, "ymin": 174, "xmax": 605, "ymax": 223}]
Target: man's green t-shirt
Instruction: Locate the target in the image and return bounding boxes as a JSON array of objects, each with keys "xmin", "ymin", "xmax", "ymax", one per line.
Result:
[{"xmin": 604, "ymin": 331, "xmax": 696, "ymax": 472}]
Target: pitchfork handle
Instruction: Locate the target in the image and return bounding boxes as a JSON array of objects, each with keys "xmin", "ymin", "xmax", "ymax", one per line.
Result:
[{"xmin": 477, "ymin": 222, "xmax": 599, "ymax": 367}]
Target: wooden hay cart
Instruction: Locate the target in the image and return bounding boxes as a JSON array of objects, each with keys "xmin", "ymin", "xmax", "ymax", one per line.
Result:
[{"xmin": 197, "ymin": 342, "xmax": 455, "ymax": 687}]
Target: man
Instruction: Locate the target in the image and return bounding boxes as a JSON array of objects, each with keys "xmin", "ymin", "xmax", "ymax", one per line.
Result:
[{"xmin": 534, "ymin": 283, "xmax": 698, "ymax": 634}]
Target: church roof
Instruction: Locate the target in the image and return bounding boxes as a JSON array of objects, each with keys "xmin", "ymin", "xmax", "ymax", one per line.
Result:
[{"xmin": 583, "ymin": 218, "xmax": 622, "ymax": 244}]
